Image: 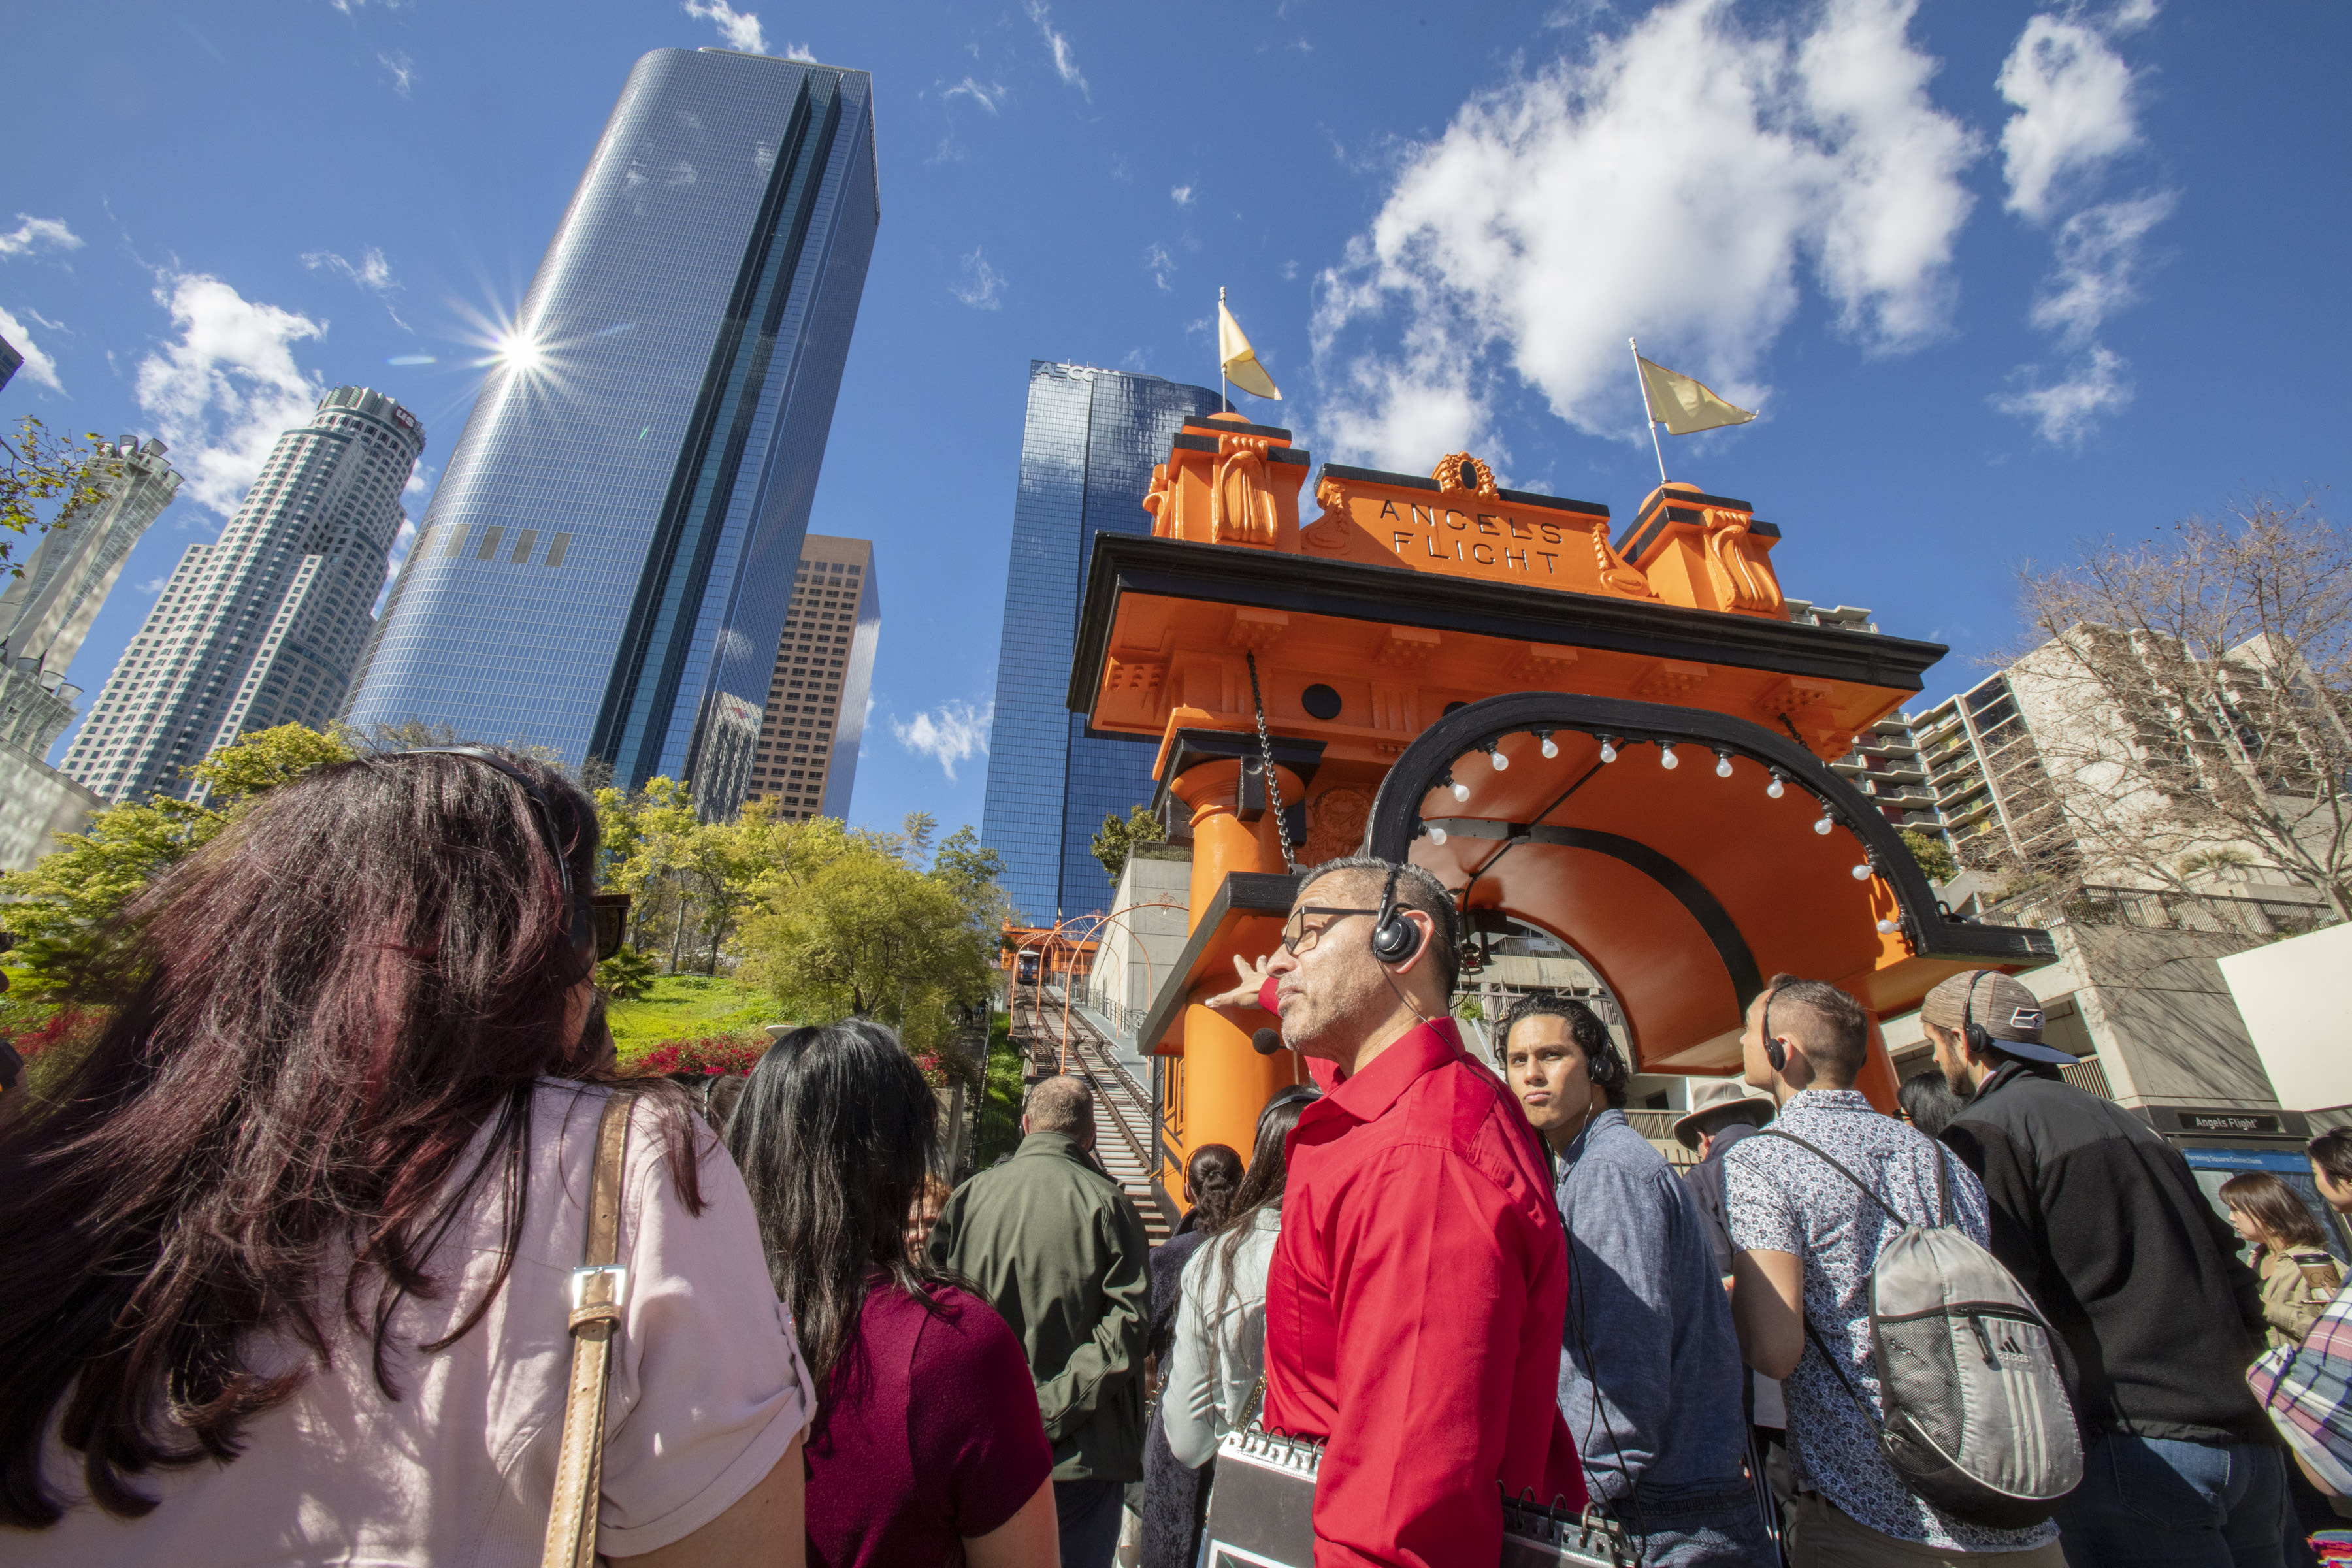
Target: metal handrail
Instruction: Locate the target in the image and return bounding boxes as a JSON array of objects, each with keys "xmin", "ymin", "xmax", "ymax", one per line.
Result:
[{"xmin": 1043, "ymin": 990, "xmax": 1160, "ymax": 1196}]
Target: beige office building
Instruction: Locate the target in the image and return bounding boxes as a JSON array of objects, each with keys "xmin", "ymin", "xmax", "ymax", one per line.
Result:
[{"xmin": 745, "ymin": 535, "xmax": 877, "ymax": 820}]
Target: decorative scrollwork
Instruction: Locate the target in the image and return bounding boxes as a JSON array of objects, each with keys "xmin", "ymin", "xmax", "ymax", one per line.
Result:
[
  {"xmin": 1432, "ymin": 451, "xmax": 1500, "ymax": 497},
  {"xmin": 1588, "ymin": 520, "xmax": 1654, "ymax": 597},
  {"xmin": 1701, "ymin": 506, "xmax": 1781, "ymax": 613}
]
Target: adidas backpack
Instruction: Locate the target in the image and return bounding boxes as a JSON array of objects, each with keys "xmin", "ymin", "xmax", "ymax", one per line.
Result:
[{"xmin": 1761, "ymin": 1130, "xmax": 2083, "ymax": 1529}]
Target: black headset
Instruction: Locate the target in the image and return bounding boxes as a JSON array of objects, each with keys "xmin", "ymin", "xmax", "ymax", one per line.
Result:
[
  {"xmin": 1761, "ymin": 985, "xmax": 1787, "ymax": 1074},
  {"xmin": 400, "ymin": 746, "xmax": 602, "ymax": 960},
  {"xmin": 1368, "ymin": 862, "xmax": 1424, "ymax": 965},
  {"xmin": 1960, "ymin": 970, "xmax": 1993, "ymax": 1060}
]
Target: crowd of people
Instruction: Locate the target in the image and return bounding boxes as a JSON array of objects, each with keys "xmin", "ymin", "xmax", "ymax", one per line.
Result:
[{"xmin": 0, "ymin": 748, "xmax": 2349, "ymax": 1568}]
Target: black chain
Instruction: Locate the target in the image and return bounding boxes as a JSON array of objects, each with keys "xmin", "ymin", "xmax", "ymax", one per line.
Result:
[{"xmin": 1244, "ymin": 652, "xmax": 1297, "ymax": 873}]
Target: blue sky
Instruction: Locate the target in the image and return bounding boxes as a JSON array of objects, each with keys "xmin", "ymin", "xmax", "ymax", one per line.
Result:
[{"xmin": 6, "ymin": 0, "xmax": 2349, "ymax": 839}]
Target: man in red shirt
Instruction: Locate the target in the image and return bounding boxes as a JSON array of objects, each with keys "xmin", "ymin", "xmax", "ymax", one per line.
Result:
[{"xmin": 1207, "ymin": 855, "xmax": 1584, "ymax": 1567}]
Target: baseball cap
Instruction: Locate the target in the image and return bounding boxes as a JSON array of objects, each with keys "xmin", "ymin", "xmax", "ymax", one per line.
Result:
[{"xmin": 1919, "ymin": 970, "xmax": 2078, "ymax": 1067}]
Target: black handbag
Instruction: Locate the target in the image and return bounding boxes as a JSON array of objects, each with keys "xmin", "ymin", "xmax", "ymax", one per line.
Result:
[{"xmin": 1201, "ymin": 1423, "xmax": 1638, "ymax": 1568}]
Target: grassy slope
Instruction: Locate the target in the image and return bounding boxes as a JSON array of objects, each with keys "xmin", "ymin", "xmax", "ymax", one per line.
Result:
[
  {"xmin": 608, "ymin": 974, "xmax": 777, "ymax": 1063},
  {"xmin": 970, "ymin": 1012, "xmax": 1026, "ymax": 1168}
]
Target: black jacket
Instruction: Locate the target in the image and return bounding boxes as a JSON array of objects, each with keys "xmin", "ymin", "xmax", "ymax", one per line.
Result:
[{"xmin": 1940, "ymin": 1062, "xmax": 2272, "ymax": 1446}]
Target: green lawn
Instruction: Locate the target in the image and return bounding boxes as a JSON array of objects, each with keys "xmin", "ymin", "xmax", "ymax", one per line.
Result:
[
  {"xmin": 970, "ymin": 1012, "xmax": 1026, "ymax": 1168},
  {"xmin": 608, "ymin": 974, "xmax": 779, "ymax": 1062}
]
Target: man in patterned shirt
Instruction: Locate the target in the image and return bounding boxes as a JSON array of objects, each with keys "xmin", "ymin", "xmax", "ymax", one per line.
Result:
[{"xmin": 1723, "ymin": 975, "xmax": 2065, "ymax": 1566}]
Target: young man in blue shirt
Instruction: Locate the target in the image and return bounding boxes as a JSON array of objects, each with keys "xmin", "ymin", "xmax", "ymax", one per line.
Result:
[{"xmin": 1499, "ymin": 992, "xmax": 1771, "ymax": 1567}]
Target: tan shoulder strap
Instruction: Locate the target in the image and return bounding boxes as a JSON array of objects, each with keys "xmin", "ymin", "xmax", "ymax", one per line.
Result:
[{"xmin": 542, "ymin": 1092, "xmax": 632, "ymax": 1568}]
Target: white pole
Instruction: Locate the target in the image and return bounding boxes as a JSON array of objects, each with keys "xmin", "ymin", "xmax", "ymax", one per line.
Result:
[
  {"xmin": 1630, "ymin": 336, "xmax": 1668, "ymax": 490},
  {"xmin": 1220, "ymin": 286, "xmax": 1230, "ymax": 413}
]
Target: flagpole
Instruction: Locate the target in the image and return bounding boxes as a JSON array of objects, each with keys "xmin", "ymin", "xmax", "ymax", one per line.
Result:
[
  {"xmin": 1220, "ymin": 286, "xmax": 1230, "ymax": 413},
  {"xmin": 1630, "ymin": 336, "xmax": 1668, "ymax": 491}
]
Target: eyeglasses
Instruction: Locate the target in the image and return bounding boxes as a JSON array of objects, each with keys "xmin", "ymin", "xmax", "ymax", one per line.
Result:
[{"xmin": 1279, "ymin": 906, "xmax": 1384, "ymax": 956}]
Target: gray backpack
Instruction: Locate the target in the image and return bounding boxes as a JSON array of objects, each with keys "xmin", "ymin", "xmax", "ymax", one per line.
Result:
[{"xmin": 1761, "ymin": 1131, "xmax": 2082, "ymax": 1529}]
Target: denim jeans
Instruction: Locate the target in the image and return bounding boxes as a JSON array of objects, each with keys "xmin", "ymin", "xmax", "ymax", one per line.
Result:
[
  {"xmin": 1057, "ymin": 1477, "xmax": 1128, "ymax": 1568},
  {"xmin": 2050, "ymin": 1433, "xmax": 2291, "ymax": 1568},
  {"xmin": 1612, "ymin": 1477, "xmax": 1780, "ymax": 1567}
]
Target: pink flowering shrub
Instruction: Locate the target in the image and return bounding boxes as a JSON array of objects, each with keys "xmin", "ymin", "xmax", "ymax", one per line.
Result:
[{"xmin": 627, "ymin": 1034, "xmax": 769, "ymax": 1077}]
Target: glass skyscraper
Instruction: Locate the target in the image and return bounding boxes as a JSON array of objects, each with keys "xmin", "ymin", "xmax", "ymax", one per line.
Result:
[
  {"xmin": 342, "ymin": 48, "xmax": 878, "ymax": 809},
  {"xmin": 979, "ymin": 362, "xmax": 1224, "ymax": 922}
]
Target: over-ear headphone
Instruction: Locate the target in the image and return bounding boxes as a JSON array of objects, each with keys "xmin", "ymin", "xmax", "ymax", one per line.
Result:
[
  {"xmin": 1761, "ymin": 985, "xmax": 1787, "ymax": 1074},
  {"xmin": 1369, "ymin": 862, "xmax": 1423, "ymax": 965},
  {"xmin": 1961, "ymin": 970, "xmax": 1992, "ymax": 1060}
]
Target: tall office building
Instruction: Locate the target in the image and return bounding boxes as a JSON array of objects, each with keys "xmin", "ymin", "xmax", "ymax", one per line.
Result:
[
  {"xmin": 2, "ymin": 437, "xmax": 182, "ymax": 756},
  {"xmin": 343, "ymin": 48, "xmax": 879, "ymax": 819},
  {"xmin": 63, "ymin": 388, "xmax": 423, "ymax": 802},
  {"xmin": 0, "ymin": 436, "xmax": 180, "ymax": 868},
  {"xmin": 978, "ymin": 362, "xmax": 1226, "ymax": 921},
  {"xmin": 0, "ymin": 332, "xmax": 22, "ymax": 395},
  {"xmin": 742, "ymin": 534, "xmax": 876, "ymax": 819}
]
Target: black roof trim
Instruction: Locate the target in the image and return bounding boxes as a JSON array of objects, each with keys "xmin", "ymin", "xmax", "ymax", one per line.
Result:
[
  {"xmin": 1177, "ymin": 416, "xmax": 1294, "ymax": 441},
  {"xmin": 1068, "ymin": 534, "xmax": 1946, "ymax": 715}
]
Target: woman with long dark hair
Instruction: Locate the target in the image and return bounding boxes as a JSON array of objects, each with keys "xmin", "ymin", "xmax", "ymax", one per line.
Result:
[
  {"xmin": 1163, "ymin": 1090, "xmax": 1315, "ymax": 1469},
  {"xmin": 727, "ymin": 1019, "xmax": 1055, "ymax": 1567},
  {"xmin": 1137, "ymin": 1143, "xmax": 1243, "ymax": 1568},
  {"xmin": 0, "ymin": 748, "xmax": 813, "ymax": 1564}
]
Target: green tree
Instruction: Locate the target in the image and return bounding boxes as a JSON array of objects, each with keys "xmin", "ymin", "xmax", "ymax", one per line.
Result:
[
  {"xmin": 596, "ymin": 947, "xmax": 659, "ymax": 1000},
  {"xmin": 1090, "ymin": 802, "xmax": 1166, "ymax": 885},
  {"xmin": 1900, "ymin": 828, "xmax": 1958, "ymax": 885},
  {"xmin": 0, "ymin": 724, "xmax": 354, "ymax": 995},
  {"xmin": 1, "ymin": 417, "xmax": 124, "ymax": 577},
  {"xmin": 739, "ymin": 818, "xmax": 1005, "ymax": 1068}
]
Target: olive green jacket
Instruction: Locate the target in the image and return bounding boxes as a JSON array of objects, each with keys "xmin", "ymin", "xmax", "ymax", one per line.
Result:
[{"xmin": 930, "ymin": 1132, "xmax": 1152, "ymax": 1481}]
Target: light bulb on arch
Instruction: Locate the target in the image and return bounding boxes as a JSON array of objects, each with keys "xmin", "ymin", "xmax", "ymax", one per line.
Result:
[
  {"xmin": 1537, "ymin": 729, "xmax": 1558, "ymax": 759},
  {"xmin": 1599, "ymin": 738, "xmax": 1618, "ymax": 764},
  {"xmin": 1659, "ymin": 744, "xmax": 1678, "ymax": 770},
  {"xmin": 1714, "ymin": 750, "xmax": 1734, "ymax": 779}
]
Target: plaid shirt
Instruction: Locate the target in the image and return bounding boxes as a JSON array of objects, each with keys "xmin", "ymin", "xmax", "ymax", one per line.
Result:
[{"xmin": 2250, "ymin": 1274, "xmax": 2352, "ymax": 1481}]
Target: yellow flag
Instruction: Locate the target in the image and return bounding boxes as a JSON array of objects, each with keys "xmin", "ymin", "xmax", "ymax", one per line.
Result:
[
  {"xmin": 1637, "ymin": 355, "xmax": 1756, "ymax": 435},
  {"xmin": 1218, "ymin": 295, "xmax": 1282, "ymax": 400}
]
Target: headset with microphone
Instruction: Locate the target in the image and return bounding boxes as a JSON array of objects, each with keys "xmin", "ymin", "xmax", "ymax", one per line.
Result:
[
  {"xmin": 1252, "ymin": 863, "xmax": 1428, "ymax": 1055},
  {"xmin": 1760, "ymin": 983, "xmax": 1788, "ymax": 1075}
]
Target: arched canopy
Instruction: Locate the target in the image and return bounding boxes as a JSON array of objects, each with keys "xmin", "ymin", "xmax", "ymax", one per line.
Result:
[{"xmin": 1362, "ymin": 691, "xmax": 2053, "ymax": 1073}]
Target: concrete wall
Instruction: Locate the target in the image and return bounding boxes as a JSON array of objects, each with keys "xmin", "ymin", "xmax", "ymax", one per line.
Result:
[
  {"xmin": 1883, "ymin": 917, "xmax": 2294, "ymax": 1113},
  {"xmin": 0, "ymin": 740, "xmax": 101, "ymax": 873},
  {"xmin": 1092, "ymin": 845, "xmax": 1192, "ymax": 1064}
]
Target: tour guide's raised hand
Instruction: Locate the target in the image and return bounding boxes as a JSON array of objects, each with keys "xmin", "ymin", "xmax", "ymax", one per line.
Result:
[{"xmin": 1200, "ymin": 951, "xmax": 1277, "ymax": 1015}]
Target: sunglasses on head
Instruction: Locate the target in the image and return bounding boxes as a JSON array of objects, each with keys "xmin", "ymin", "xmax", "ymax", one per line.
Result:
[{"xmin": 397, "ymin": 747, "xmax": 630, "ymax": 963}]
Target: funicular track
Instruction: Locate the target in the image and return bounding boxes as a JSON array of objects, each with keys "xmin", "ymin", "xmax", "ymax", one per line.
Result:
[{"xmin": 1013, "ymin": 985, "xmax": 1171, "ymax": 1244}]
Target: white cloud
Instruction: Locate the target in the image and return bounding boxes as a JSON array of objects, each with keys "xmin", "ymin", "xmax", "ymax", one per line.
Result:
[
  {"xmin": 2029, "ymin": 190, "xmax": 2174, "ymax": 346},
  {"xmin": 376, "ymin": 51, "xmax": 415, "ymax": 97},
  {"xmin": 1996, "ymin": 11, "xmax": 2143, "ymax": 223},
  {"xmin": 951, "ymin": 248, "xmax": 1005, "ymax": 310},
  {"xmin": 892, "ymin": 700, "xmax": 992, "ymax": 783},
  {"xmin": 943, "ymin": 77, "xmax": 1004, "ymax": 113},
  {"xmin": 682, "ymin": 0, "xmax": 766, "ymax": 54},
  {"xmin": 0, "ymin": 215, "xmax": 83, "ymax": 261},
  {"xmin": 1145, "ymin": 243, "xmax": 1176, "ymax": 293},
  {"xmin": 1310, "ymin": 0, "xmax": 1978, "ymax": 470},
  {"xmin": 1991, "ymin": 5, "xmax": 2167, "ymax": 445},
  {"xmin": 1171, "ymin": 184, "xmax": 1194, "ymax": 206},
  {"xmin": 134, "ymin": 271, "xmax": 326, "ymax": 518},
  {"xmin": 302, "ymin": 244, "xmax": 413, "ymax": 332},
  {"xmin": 1025, "ymin": 1, "xmax": 1088, "ymax": 97},
  {"xmin": 781, "ymin": 42, "xmax": 817, "ymax": 63},
  {"xmin": 0, "ymin": 305, "xmax": 63, "ymax": 391},
  {"xmin": 1990, "ymin": 345, "xmax": 2131, "ymax": 447}
]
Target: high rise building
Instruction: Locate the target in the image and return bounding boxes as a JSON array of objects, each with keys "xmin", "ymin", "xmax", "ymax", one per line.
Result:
[
  {"xmin": 0, "ymin": 332, "xmax": 22, "ymax": 395},
  {"xmin": 0, "ymin": 436, "xmax": 181, "ymax": 867},
  {"xmin": 62, "ymin": 387, "xmax": 423, "ymax": 802},
  {"xmin": 742, "ymin": 534, "xmax": 876, "ymax": 819},
  {"xmin": 979, "ymin": 362, "xmax": 1226, "ymax": 921},
  {"xmin": 2, "ymin": 437, "xmax": 182, "ymax": 757},
  {"xmin": 342, "ymin": 48, "xmax": 880, "ymax": 819}
]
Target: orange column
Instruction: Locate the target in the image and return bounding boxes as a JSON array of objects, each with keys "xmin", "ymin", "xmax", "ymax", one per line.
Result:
[
  {"xmin": 1168, "ymin": 758, "xmax": 1304, "ymax": 1172},
  {"xmin": 1856, "ymin": 1010, "xmax": 1899, "ymax": 1115}
]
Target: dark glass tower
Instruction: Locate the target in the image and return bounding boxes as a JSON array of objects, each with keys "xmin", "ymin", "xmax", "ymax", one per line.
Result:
[
  {"xmin": 342, "ymin": 48, "xmax": 877, "ymax": 806},
  {"xmin": 979, "ymin": 362, "xmax": 1224, "ymax": 922}
]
